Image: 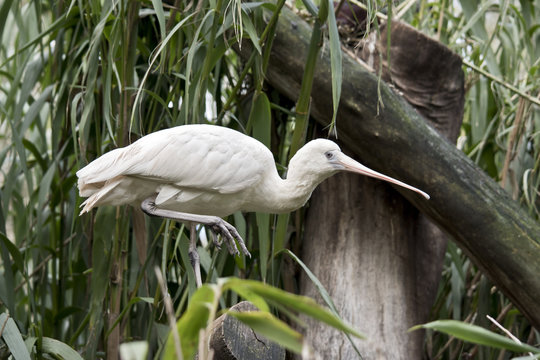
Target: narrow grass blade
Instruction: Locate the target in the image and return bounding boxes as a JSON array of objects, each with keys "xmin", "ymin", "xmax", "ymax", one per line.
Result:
[
  {"xmin": 282, "ymin": 249, "xmax": 364, "ymax": 356},
  {"xmin": 410, "ymin": 320, "xmax": 540, "ymax": 354},
  {"xmin": 325, "ymin": 0, "xmax": 342, "ymax": 135},
  {"xmin": 151, "ymin": 0, "xmax": 166, "ymax": 40}
]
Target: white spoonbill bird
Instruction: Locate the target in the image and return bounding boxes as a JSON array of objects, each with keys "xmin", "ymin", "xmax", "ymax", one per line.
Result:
[{"xmin": 77, "ymin": 124, "xmax": 429, "ymax": 284}]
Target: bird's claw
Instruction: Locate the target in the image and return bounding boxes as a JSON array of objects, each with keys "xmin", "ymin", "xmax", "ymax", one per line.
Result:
[{"xmin": 210, "ymin": 219, "xmax": 251, "ymax": 258}]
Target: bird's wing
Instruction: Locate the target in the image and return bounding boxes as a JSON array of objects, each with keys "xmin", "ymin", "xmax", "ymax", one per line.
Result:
[{"xmin": 77, "ymin": 125, "xmax": 273, "ymax": 194}]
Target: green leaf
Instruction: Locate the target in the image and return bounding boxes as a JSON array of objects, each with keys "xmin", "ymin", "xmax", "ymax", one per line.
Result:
[
  {"xmin": 224, "ymin": 278, "xmax": 364, "ymax": 339},
  {"xmin": 150, "ymin": 0, "xmax": 166, "ymax": 40},
  {"xmin": 41, "ymin": 337, "xmax": 84, "ymax": 360},
  {"xmin": 282, "ymin": 250, "xmax": 337, "ymax": 313},
  {"xmin": 0, "ymin": 234, "xmax": 15, "ymax": 314},
  {"xmin": 0, "ymin": 232, "xmax": 24, "ymax": 273},
  {"xmin": 0, "ymin": 0, "xmax": 14, "ymax": 45},
  {"xmin": 22, "ymin": 139, "xmax": 47, "ymax": 172},
  {"xmin": 326, "ymin": 0, "xmax": 342, "ymax": 134},
  {"xmin": 242, "ymin": 12, "xmax": 262, "ymax": 54},
  {"xmin": 299, "ymin": 0, "xmax": 319, "ymax": 17},
  {"xmin": 282, "ymin": 250, "xmax": 364, "ymax": 356},
  {"xmin": 410, "ymin": 320, "xmax": 540, "ymax": 354},
  {"xmin": 21, "ymin": 85, "xmax": 53, "ymax": 136},
  {"xmin": 272, "ymin": 213, "xmax": 290, "ymax": 255},
  {"xmin": 230, "ymin": 311, "xmax": 304, "ymax": 354},
  {"xmin": 224, "ymin": 283, "xmax": 270, "ymax": 313},
  {"xmin": 248, "ymin": 92, "xmax": 272, "ymax": 280},
  {"xmin": 0, "ymin": 313, "xmax": 31, "ymax": 360},
  {"xmin": 255, "ymin": 212, "xmax": 270, "ymax": 282},
  {"xmin": 165, "ymin": 284, "xmax": 217, "ymax": 360},
  {"xmin": 249, "ymin": 91, "xmax": 272, "ymax": 146},
  {"xmin": 86, "ymin": 206, "xmax": 116, "ymax": 358},
  {"xmin": 317, "ymin": 0, "xmax": 328, "ymax": 22}
]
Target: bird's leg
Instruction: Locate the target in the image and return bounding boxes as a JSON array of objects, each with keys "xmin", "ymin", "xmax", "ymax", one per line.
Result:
[
  {"xmin": 189, "ymin": 223, "xmax": 202, "ymax": 287},
  {"xmin": 140, "ymin": 196, "xmax": 251, "ymax": 257}
]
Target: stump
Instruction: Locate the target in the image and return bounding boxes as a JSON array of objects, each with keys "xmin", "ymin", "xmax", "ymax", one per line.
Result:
[{"xmin": 209, "ymin": 301, "xmax": 286, "ymax": 360}]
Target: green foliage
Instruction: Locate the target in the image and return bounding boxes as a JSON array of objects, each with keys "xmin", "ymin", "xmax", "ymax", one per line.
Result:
[
  {"xmin": 163, "ymin": 277, "xmax": 364, "ymax": 359},
  {"xmin": 0, "ymin": 0, "xmax": 351, "ymax": 358},
  {"xmin": 407, "ymin": 0, "xmax": 540, "ymax": 218}
]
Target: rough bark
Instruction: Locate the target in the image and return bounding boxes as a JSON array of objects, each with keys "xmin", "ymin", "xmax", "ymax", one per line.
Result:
[{"xmin": 237, "ymin": 5, "xmax": 540, "ymax": 331}]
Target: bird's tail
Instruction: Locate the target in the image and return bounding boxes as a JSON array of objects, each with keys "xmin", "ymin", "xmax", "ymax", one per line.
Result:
[{"xmin": 78, "ymin": 179, "xmax": 121, "ymax": 215}]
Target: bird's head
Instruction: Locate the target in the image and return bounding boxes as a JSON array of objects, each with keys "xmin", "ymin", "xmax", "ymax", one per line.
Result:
[{"xmin": 288, "ymin": 139, "xmax": 430, "ymax": 200}]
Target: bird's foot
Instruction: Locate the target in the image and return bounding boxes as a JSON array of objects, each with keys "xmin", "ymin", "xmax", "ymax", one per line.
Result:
[
  {"xmin": 209, "ymin": 218, "xmax": 251, "ymax": 258},
  {"xmin": 140, "ymin": 196, "xmax": 251, "ymax": 257}
]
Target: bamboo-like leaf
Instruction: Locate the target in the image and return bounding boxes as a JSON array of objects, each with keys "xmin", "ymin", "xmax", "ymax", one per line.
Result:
[
  {"xmin": 0, "ymin": 313, "xmax": 31, "ymax": 360},
  {"xmin": 224, "ymin": 278, "xmax": 365, "ymax": 339},
  {"xmin": 86, "ymin": 206, "xmax": 116, "ymax": 358},
  {"xmin": 300, "ymin": 0, "xmax": 319, "ymax": 17},
  {"xmin": 250, "ymin": 93, "xmax": 272, "ymax": 147},
  {"xmin": 131, "ymin": 12, "xmax": 195, "ymax": 128},
  {"xmin": 289, "ymin": 16, "xmax": 323, "ymax": 158},
  {"xmin": 325, "ymin": 0, "xmax": 342, "ymax": 135},
  {"xmin": 230, "ymin": 311, "xmax": 304, "ymax": 354},
  {"xmin": 36, "ymin": 161, "xmax": 57, "ymax": 230},
  {"xmin": 0, "ymin": 234, "xmax": 15, "ymax": 314},
  {"xmin": 178, "ymin": 231, "xmax": 198, "ymax": 293},
  {"xmin": 0, "ymin": 233, "xmax": 23, "ymax": 273},
  {"xmin": 282, "ymin": 249, "xmax": 337, "ymax": 314},
  {"xmin": 242, "ymin": 11, "xmax": 262, "ymax": 54},
  {"xmin": 21, "ymin": 85, "xmax": 53, "ymax": 136},
  {"xmin": 41, "ymin": 337, "xmax": 84, "ymax": 360},
  {"xmin": 225, "ymin": 285, "xmax": 270, "ymax": 313},
  {"xmin": 0, "ymin": 0, "xmax": 14, "ymax": 44},
  {"xmin": 272, "ymin": 213, "xmax": 289, "ymax": 255},
  {"xmin": 151, "ymin": 0, "xmax": 166, "ymax": 40},
  {"xmin": 411, "ymin": 320, "xmax": 540, "ymax": 354},
  {"xmin": 165, "ymin": 284, "xmax": 217, "ymax": 360}
]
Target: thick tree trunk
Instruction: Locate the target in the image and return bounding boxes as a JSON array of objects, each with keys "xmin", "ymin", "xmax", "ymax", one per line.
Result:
[
  {"xmin": 237, "ymin": 5, "xmax": 540, "ymax": 332},
  {"xmin": 299, "ymin": 14, "xmax": 462, "ymax": 358},
  {"xmin": 302, "ymin": 172, "xmax": 445, "ymax": 358}
]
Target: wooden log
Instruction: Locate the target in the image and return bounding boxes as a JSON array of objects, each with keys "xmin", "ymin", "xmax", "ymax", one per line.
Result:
[
  {"xmin": 236, "ymin": 6, "xmax": 540, "ymax": 329},
  {"xmin": 209, "ymin": 301, "xmax": 285, "ymax": 360}
]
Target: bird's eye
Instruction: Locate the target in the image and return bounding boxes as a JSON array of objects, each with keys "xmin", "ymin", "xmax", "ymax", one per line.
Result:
[{"xmin": 325, "ymin": 151, "xmax": 334, "ymax": 160}]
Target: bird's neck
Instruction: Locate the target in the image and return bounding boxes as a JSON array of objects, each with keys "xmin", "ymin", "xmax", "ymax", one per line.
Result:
[{"xmin": 253, "ymin": 168, "xmax": 328, "ymax": 214}]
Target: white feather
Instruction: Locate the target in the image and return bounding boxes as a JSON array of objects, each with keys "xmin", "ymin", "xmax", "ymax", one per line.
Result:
[{"xmin": 77, "ymin": 124, "xmax": 430, "ymax": 217}]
